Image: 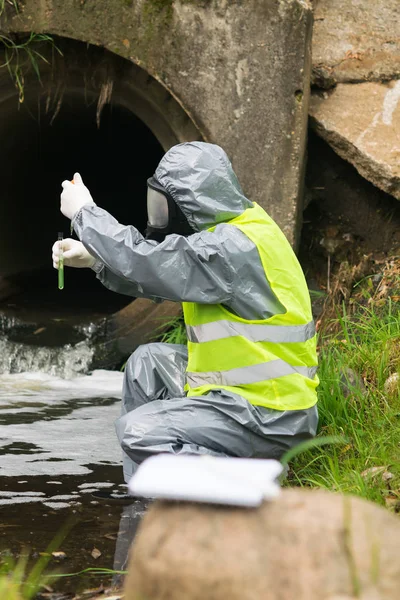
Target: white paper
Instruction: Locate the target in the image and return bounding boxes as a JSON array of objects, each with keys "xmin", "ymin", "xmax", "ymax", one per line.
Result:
[{"xmin": 128, "ymin": 454, "xmax": 282, "ymax": 507}]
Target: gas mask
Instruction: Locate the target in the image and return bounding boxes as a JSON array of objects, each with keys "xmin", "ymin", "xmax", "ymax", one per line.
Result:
[{"xmin": 145, "ymin": 176, "xmax": 194, "ymax": 242}]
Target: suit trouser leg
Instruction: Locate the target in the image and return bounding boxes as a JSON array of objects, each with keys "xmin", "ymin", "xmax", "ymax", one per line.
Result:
[{"xmin": 117, "ymin": 342, "xmax": 319, "ymax": 483}]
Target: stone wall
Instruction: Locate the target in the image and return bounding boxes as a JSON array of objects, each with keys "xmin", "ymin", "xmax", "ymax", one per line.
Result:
[{"xmin": 310, "ymin": 0, "xmax": 400, "ymax": 201}]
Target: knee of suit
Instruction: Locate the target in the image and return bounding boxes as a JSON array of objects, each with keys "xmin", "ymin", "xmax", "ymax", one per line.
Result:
[
  {"xmin": 118, "ymin": 411, "xmax": 158, "ymax": 449},
  {"xmin": 123, "ymin": 344, "xmax": 153, "ymax": 377},
  {"xmin": 126, "ymin": 342, "xmax": 168, "ymax": 369}
]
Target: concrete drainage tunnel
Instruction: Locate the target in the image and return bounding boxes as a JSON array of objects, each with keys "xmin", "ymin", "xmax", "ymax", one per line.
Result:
[{"xmin": 0, "ymin": 38, "xmax": 200, "ymax": 370}]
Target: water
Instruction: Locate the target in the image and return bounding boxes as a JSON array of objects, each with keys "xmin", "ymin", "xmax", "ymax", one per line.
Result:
[
  {"xmin": 0, "ymin": 326, "xmax": 148, "ymax": 596},
  {"xmin": 0, "ymin": 337, "xmax": 95, "ymax": 378},
  {"xmin": 0, "ymin": 308, "xmax": 99, "ymax": 377}
]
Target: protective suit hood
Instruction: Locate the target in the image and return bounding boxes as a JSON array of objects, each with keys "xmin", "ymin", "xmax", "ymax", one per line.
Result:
[{"xmin": 154, "ymin": 142, "xmax": 253, "ymax": 232}]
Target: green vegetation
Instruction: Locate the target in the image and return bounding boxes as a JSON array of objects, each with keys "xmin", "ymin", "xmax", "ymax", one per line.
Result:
[
  {"xmin": 287, "ymin": 296, "xmax": 399, "ymax": 509},
  {"xmin": 0, "ymin": 0, "xmax": 18, "ymax": 14},
  {"xmin": 0, "ymin": 523, "xmax": 70, "ymax": 600},
  {"xmin": 0, "ymin": 31, "xmax": 61, "ymax": 103},
  {"xmin": 0, "ymin": 2, "xmax": 61, "ymax": 103},
  {"xmin": 155, "ymin": 313, "xmax": 187, "ymax": 344},
  {"xmin": 0, "ymin": 512, "xmax": 125, "ymax": 599},
  {"xmin": 142, "ymin": 0, "xmax": 174, "ymax": 28},
  {"xmin": 0, "ymin": 552, "xmax": 45, "ymax": 600},
  {"xmin": 0, "ymin": 555, "xmax": 126, "ymax": 600}
]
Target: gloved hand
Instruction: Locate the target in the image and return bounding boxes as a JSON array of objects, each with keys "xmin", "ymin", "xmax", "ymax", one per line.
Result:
[
  {"xmin": 60, "ymin": 172, "xmax": 95, "ymax": 220},
  {"xmin": 52, "ymin": 238, "xmax": 96, "ymax": 269}
]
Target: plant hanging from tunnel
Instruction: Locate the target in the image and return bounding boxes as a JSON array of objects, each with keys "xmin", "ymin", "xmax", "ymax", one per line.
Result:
[
  {"xmin": 0, "ymin": 31, "xmax": 62, "ymax": 103},
  {"xmin": 1, "ymin": 2, "xmax": 62, "ymax": 103}
]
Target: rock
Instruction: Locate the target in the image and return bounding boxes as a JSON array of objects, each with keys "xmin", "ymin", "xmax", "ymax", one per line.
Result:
[
  {"xmin": 90, "ymin": 298, "xmax": 182, "ymax": 370},
  {"xmin": 309, "ymin": 82, "xmax": 400, "ymax": 200},
  {"xmin": 339, "ymin": 367, "xmax": 366, "ymax": 398},
  {"xmin": 123, "ymin": 488, "xmax": 400, "ymax": 600},
  {"xmin": 384, "ymin": 373, "xmax": 399, "ymax": 398},
  {"xmin": 312, "ymin": 0, "xmax": 400, "ymax": 88}
]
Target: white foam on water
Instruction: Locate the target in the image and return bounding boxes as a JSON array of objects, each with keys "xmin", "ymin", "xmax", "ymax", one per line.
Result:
[
  {"xmin": 0, "ymin": 370, "xmax": 124, "ymax": 477},
  {"xmin": 43, "ymin": 502, "xmax": 72, "ymax": 509},
  {"xmin": 0, "ymin": 335, "xmax": 126, "ymax": 497},
  {"xmin": 78, "ymin": 481, "xmax": 114, "ymax": 489},
  {"xmin": 0, "ymin": 338, "xmax": 95, "ymax": 378},
  {"xmin": 0, "ymin": 369, "xmax": 123, "ymax": 405},
  {"xmin": 0, "ymin": 496, "xmax": 45, "ymax": 505},
  {"xmin": 0, "ymin": 491, "xmax": 45, "ymax": 497}
]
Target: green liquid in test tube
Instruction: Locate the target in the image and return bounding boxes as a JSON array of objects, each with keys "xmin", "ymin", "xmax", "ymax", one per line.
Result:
[{"xmin": 58, "ymin": 232, "xmax": 64, "ymax": 290}]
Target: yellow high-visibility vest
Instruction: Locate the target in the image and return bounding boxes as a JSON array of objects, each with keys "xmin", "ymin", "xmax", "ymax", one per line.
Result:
[{"xmin": 183, "ymin": 202, "xmax": 319, "ymax": 411}]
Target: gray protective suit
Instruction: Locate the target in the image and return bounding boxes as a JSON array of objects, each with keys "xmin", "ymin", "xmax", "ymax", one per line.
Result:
[{"xmin": 72, "ymin": 142, "xmax": 318, "ymax": 482}]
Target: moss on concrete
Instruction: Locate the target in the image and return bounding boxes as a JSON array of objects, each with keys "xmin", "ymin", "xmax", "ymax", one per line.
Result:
[
  {"xmin": 142, "ymin": 0, "xmax": 174, "ymax": 22},
  {"xmin": 140, "ymin": 0, "xmax": 176, "ymax": 62}
]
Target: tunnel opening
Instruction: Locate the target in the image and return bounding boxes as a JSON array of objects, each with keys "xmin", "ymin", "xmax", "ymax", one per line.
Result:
[
  {"xmin": 0, "ymin": 36, "xmax": 201, "ymax": 350},
  {"xmin": 0, "ymin": 93, "xmax": 163, "ymax": 323}
]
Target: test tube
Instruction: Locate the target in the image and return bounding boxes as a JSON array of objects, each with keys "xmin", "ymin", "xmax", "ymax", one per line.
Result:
[
  {"xmin": 58, "ymin": 232, "xmax": 64, "ymax": 290},
  {"xmin": 70, "ymin": 180, "xmax": 75, "ymax": 235}
]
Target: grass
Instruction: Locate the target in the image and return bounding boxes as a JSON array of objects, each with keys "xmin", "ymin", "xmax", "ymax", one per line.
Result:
[
  {"xmin": 0, "ymin": 518, "xmax": 125, "ymax": 599},
  {"xmin": 120, "ymin": 315, "xmax": 187, "ymax": 371},
  {"xmin": 0, "ymin": 557, "xmax": 126, "ymax": 600},
  {"xmin": 286, "ymin": 297, "xmax": 400, "ymax": 509},
  {"xmin": 0, "ymin": 32, "xmax": 62, "ymax": 103},
  {"xmin": 1, "ymin": 2, "xmax": 62, "ymax": 103},
  {"xmin": 0, "ymin": 0, "xmax": 18, "ymax": 14},
  {"xmin": 154, "ymin": 314, "xmax": 187, "ymax": 345},
  {"xmin": 0, "ymin": 521, "xmax": 72, "ymax": 600}
]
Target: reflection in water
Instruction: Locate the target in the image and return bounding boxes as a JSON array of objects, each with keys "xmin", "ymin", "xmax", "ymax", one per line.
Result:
[
  {"xmin": 112, "ymin": 500, "xmax": 152, "ymax": 587},
  {"xmin": 0, "ymin": 370, "xmax": 124, "ymax": 477},
  {"xmin": 0, "ymin": 367, "xmax": 149, "ymax": 593}
]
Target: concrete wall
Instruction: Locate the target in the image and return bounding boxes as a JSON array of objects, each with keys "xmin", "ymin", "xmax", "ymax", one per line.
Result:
[{"xmin": 1, "ymin": 0, "xmax": 313, "ymax": 247}]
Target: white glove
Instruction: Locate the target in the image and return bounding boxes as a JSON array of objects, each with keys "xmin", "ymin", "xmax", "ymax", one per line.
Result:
[
  {"xmin": 52, "ymin": 238, "xmax": 96, "ymax": 269},
  {"xmin": 60, "ymin": 172, "xmax": 95, "ymax": 220}
]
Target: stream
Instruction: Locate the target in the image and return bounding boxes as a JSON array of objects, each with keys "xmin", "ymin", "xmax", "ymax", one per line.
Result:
[{"xmin": 0, "ymin": 331, "xmax": 149, "ymax": 596}]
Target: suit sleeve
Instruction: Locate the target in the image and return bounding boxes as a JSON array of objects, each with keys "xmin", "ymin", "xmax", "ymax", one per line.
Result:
[{"xmin": 73, "ymin": 204, "xmax": 233, "ymax": 304}]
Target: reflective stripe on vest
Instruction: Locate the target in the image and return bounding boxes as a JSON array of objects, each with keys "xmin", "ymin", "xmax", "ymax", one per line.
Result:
[
  {"xmin": 186, "ymin": 319, "xmax": 315, "ymax": 344},
  {"xmin": 187, "ymin": 361, "xmax": 318, "ymax": 387}
]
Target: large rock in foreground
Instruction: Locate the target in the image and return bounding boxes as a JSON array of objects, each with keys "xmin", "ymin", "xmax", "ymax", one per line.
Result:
[
  {"xmin": 124, "ymin": 488, "xmax": 400, "ymax": 600},
  {"xmin": 312, "ymin": 0, "xmax": 400, "ymax": 88},
  {"xmin": 310, "ymin": 82, "xmax": 400, "ymax": 200}
]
